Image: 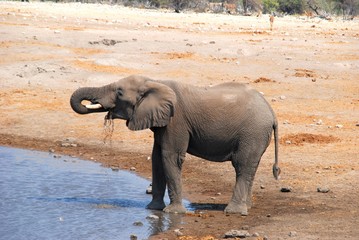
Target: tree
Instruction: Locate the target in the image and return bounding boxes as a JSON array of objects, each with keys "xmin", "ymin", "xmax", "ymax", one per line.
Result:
[
  {"xmin": 171, "ymin": 0, "xmax": 189, "ymax": 12},
  {"xmin": 263, "ymin": 0, "xmax": 279, "ymax": 13},
  {"xmin": 332, "ymin": 0, "xmax": 359, "ymax": 19},
  {"xmin": 278, "ymin": 0, "xmax": 305, "ymax": 14}
]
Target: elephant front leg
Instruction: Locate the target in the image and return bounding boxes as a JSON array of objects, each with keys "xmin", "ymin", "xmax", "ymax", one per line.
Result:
[
  {"xmin": 162, "ymin": 150, "xmax": 187, "ymax": 214},
  {"xmin": 146, "ymin": 143, "xmax": 166, "ymax": 211}
]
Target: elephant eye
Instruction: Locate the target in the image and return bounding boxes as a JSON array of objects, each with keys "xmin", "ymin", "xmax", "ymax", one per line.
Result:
[{"xmin": 117, "ymin": 89, "xmax": 123, "ymax": 97}]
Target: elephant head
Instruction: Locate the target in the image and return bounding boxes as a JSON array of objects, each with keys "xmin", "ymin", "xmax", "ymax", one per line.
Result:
[{"xmin": 70, "ymin": 75, "xmax": 177, "ymax": 130}]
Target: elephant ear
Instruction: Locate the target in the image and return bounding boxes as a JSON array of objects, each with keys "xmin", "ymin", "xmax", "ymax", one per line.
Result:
[{"xmin": 127, "ymin": 81, "xmax": 176, "ymax": 131}]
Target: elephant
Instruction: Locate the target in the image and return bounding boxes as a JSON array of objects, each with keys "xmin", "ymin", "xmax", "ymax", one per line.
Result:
[{"xmin": 70, "ymin": 75, "xmax": 280, "ymax": 215}]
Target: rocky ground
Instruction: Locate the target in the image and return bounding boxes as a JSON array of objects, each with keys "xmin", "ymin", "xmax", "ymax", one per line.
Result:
[{"xmin": 0, "ymin": 1, "xmax": 358, "ymax": 239}]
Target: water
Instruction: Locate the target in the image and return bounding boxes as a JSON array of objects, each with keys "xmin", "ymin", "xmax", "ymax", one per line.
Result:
[{"xmin": 0, "ymin": 146, "xmax": 188, "ymax": 240}]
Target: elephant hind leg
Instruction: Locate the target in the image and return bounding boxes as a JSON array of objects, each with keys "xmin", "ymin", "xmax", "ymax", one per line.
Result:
[{"xmin": 225, "ymin": 150, "xmax": 262, "ymax": 215}]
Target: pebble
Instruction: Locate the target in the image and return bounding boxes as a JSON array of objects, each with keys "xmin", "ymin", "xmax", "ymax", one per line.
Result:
[
  {"xmin": 224, "ymin": 230, "xmax": 250, "ymax": 238},
  {"xmin": 260, "ymin": 185, "xmax": 266, "ymax": 189},
  {"xmin": 174, "ymin": 229, "xmax": 184, "ymax": 236},
  {"xmin": 289, "ymin": 231, "xmax": 297, "ymax": 237},
  {"xmin": 146, "ymin": 184, "xmax": 152, "ymax": 194},
  {"xmin": 281, "ymin": 186, "xmax": 293, "ymax": 192},
  {"xmin": 60, "ymin": 138, "xmax": 78, "ymax": 148},
  {"xmin": 317, "ymin": 187, "xmax": 330, "ymax": 193},
  {"xmin": 130, "ymin": 167, "xmax": 136, "ymax": 171},
  {"xmin": 335, "ymin": 124, "xmax": 343, "ymax": 128},
  {"xmin": 279, "ymin": 95, "xmax": 286, "ymax": 100},
  {"xmin": 241, "ymin": 225, "xmax": 250, "ymax": 230},
  {"xmin": 133, "ymin": 221, "xmax": 143, "ymax": 226},
  {"xmin": 110, "ymin": 166, "xmax": 119, "ymax": 171},
  {"xmin": 146, "ymin": 214, "xmax": 159, "ymax": 220},
  {"xmin": 130, "ymin": 234, "xmax": 137, "ymax": 240},
  {"xmin": 316, "ymin": 119, "xmax": 323, "ymax": 125},
  {"xmin": 285, "ymin": 140, "xmax": 292, "ymax": 145}
]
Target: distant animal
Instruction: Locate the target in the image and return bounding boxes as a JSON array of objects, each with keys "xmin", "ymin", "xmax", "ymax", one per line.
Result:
[
  {"xmin": 269, "ymin": 15, "xmax": 274, "ymax": 31},
  {"xmin": 70, "ymin": 75, "xmax": 281, "ymax": 215},
  {"xmin": 224, "ymin": 3, "xmax": 237, "ymax": 14}
]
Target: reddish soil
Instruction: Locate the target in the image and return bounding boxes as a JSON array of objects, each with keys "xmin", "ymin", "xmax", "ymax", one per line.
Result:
[{"xmin": 0, "ymin": 2, "xmax": 358, "ymax": 239}]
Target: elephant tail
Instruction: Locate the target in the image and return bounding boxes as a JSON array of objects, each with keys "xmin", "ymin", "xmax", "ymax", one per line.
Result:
[{"xmin": 272, "ymin": 121, "xmax": 281, "ymax": 180}]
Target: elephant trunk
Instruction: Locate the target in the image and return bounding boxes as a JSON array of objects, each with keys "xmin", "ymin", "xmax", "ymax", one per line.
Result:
[{"xmin": 70, "ymin": 87, "xmax": 107, "ymax": 114}]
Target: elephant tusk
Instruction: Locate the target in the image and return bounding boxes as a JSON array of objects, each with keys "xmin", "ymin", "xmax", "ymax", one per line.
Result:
[{"xmin": 85, "ymin": 103, "xmax": 103, "ymax": 109}]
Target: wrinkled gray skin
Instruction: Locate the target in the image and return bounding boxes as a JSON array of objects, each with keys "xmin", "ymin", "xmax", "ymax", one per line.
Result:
[{"xmin": 70, "ymin": 75, "xmax": 280, "ymax": 215}]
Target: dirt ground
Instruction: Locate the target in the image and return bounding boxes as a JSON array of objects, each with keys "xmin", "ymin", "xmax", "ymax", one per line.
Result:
[{"xmin": 0, "ymin": 1, "xmax": 358, "ymax": 239}]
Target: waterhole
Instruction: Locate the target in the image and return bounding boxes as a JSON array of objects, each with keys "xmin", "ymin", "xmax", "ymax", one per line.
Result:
[{"xmin": 0, "ymin": 146, "xmax": 189, "ymax": 239}]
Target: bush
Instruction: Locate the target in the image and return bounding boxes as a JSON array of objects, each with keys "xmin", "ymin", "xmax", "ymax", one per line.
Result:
[
  {"xmin": 278, "ymin": 0, "xmax": 305, "ymax": 14},
  {"xmin": 263, "ymin": 0, "xmax": 279, "ymax": 13}
]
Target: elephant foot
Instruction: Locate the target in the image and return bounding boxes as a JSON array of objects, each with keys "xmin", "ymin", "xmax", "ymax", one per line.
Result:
[
  {"xmin": 146, "ymin": 200, "xmax": 166, "ymax": 211},
  {"xmin": 163, "ymin": 203, "xmax": 187, "ymax": 214},
  {"xmin": 224, "ymin": 202, "xmax": 248, "ymax": 216}
]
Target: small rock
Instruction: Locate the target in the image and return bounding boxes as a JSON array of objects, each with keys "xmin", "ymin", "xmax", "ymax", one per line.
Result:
[
  {"xmin": 335, "ymin": 124, "xmax": 343, "ymax": 128},
  {"xmin": 130, "ymin": 167, "xmax": 136, "ymax": 171},
  {"xmin": 53, "ymin": 155, "xmax": 61, "ymax": 158},
  {"xmin": 54, "ymin": 30, "xmax": 60, "ymax": 34},
  {"xmin": 252, "ymin": 232, "xmax": 260, "ymax": 237},
  {"xmin": 241, "ymin": 225, "xmax": 250, "ymax": 230},
  {"xmin": 285, "ymin": 140, "xmax": 292, "ymax": 145},
  {"xmin": 316, "ymin": 119, "xmax": 323, "ymax": 125},
  {"xmin": 279, "ymin": 95, "xmax": 286, "ymax": 100},
  {"xmin": 61, "ymin": 143, "xmax": 71, "ymax": 147},
  {"xmin": 147, "ymin": 156, "xmax": 151, "ymax": 161},
  {"xmin": 174, "ymin": 229, "xmax": 183, "ymax": 236},
  {"xmin": 110, "ymin": 166, "xmax": 119, "ymax": 171},
  {"xmin": 317, "ymin": 187, "xmax": 330, "ymax": 193},
  {"xmin": 281, "ymin": 187, "xmax": 292, "ymax": 192},
  {"xmin": 355, "ymin": 123, "xmax": 359, "ymax": 127},
  {"xmin": 289, "ymin": 231, "xmax": 297, "ymax": 237},
  {"xmin": 146, "ymin": 184, "xmax": 152, "ymax": 194},
  {"xmin": 130, "ymin": 234, "xmax": 138, "ymax": 240},
  {"xmin": 260, "ymin": 185, "xmax": 266, "ymax": 189},
  {"xmin": 271, "ymin": 98, "xmax": 277, "ymax": 102},
  {"xmin": 49, "ymin": 148, "xmax": 55, "ymax": 153},
  {"xmin": 224, "ymin": 230, "xmax": 250, "ymax": 238},
  {"xmin": 146, "ymin": 214, "xmax": 159, "ymax": 220},
  {"xmin": 266, "ymin": 214, "xmax": 271, "ymax": 217},
  {"xmin": 133, "ymin": 221, "xmax": 143, "ymax": 226},
  {"xmin": 209, "ymin": 41, "xmax": 216, "ymax": 44}
]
